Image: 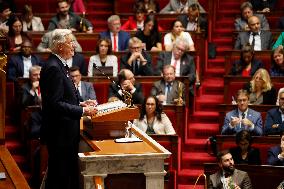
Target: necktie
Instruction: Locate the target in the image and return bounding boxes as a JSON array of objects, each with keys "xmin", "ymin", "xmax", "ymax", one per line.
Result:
[
  {"xmin": 241, "ymin": 112, "xmax": 245, "ymax": 119},
  {"xmin": 173, "ymin": 60, "xmax": 178, "ymax": 68},
  {"xmin": 251, "ymin": 32, "xmax": 257, "ymax": 50},
  {"xmin": 134, "ymin": 60, "xmax": 139, "ymax": 74},
  {"xmin": 113, "ymin": 33, "xmax": 117, "ymax": 52},
  {"xmin": 166, "ymin": 83, "xmax": 172, "ymax": 103}
]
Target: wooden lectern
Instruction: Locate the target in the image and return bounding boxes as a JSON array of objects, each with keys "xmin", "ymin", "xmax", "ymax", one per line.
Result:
[{"xmin": 79, "ymin": 102, "xmax": 171, "ymax": 189}]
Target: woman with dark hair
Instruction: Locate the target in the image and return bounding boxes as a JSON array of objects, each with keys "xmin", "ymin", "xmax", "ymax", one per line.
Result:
[
  {"xmin": 6, "ymin": 14, "xmax": 31, "ymax": 51},
  {"xmin": 270, "ymin": 46, "xmax": 284, "ymax": 76},
  {"xmin": 230, "ymin": 43, "xmax": 263, "ymax": 76},
  {"xmin": 229, "ymin": 130, "xmax": 261, "ymax": 165},
  {"xmin": 134, "ymin": 0, "xmax": 160, "ymax": 13},
  {"xmin": 133, "ymin": 95, "xmax": 176, "ymax": 135},
  {"xmin": 135, "ymin": 14, "xmax": 162, "ymax": 51},
  {"xmin": 164, "ymin": 19, "xmax": 195, "ymax": 51},
  {"xmin": 88, "ymin": 38, "xmax": 118, "ymax": 76},
  {"xmin": 121, "ymin": 4, "xmax": 146, "ymax": 31}
]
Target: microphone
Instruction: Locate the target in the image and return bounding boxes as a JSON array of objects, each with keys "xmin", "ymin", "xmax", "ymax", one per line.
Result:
[{"xmin": 93, "ymin": 64, "xmax": 132, "ymax": 104}]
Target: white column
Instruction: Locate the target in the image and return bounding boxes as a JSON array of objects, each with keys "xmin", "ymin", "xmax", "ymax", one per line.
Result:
[{"xmin": 144, "ymin": 171, "xmax": 167, "ymax": 189}]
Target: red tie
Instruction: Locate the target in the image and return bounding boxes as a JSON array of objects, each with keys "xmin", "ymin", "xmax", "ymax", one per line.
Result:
[
  {"xmin": 173, "ymin": 60, "xmax": 178, "ymax": 68},
  {"xmin": 113, "ymin": 33, "xmax": 117, "ymax": 51},
  {"xmin": 37, "ymin": 86, "xmax": 41, "ymax": 96}
]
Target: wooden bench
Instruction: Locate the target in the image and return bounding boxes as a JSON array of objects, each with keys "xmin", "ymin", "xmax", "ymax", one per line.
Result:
[
  {"xmin": 223, "ymin": 75, "xmax": 284, "ymax": 104},
  {"xmin": 204, "ymin": 163, "xmax": 284, "ymax": 189}
]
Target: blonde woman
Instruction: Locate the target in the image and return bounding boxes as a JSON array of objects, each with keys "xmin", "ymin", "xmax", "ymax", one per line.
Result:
[
  {"xmin": 244, "ymin": 68, "xmax": 277, "ymax": 105},
  {"xmin": 163, "ymin": 19, "xmax": 195, "ymax": 51}
]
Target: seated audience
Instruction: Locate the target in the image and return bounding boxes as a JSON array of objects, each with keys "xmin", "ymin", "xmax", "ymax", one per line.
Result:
[
  {"xmin": 178, "ymin": 3, "xmax": 207, "ymax": 33},
  {"xmin": 48, "ymin": 0, "xmax": 93, "ymax": 33},
  {"xmin": 133, "ymin": 95, "xmax": 176, "ymax": 135},
  {"xmin": 229, "ymin": 130, "xmax": 261, "ymax": 165},
  {"xmin": 265, "ymin": 89, "xmax": 284, "ymax": 135},
  {"xmin": 151, "ymin": 65, "xmax": 185, "ymax": 105},
  {"xmin": 208, "ymin": 150, "xmax": 252, "ymax": 189},
  {"xmin": 221, "ymin": 89, "xmax": 263, "ymax": 136},
  {"xmin": 108, "ymin": 69, "xmax": 144, "ymax": 104},
  {"xmin": 100, "ymin": 15, "xmax": 130, "ymax": 52},
  {"xmin": 88, "ymin": 38, "xmax": 118, "ymax": 77},
  {"xmin": 234, "ymin": 16, "xmax": 273, "ymax": 51},
  {"xmin": 244, "ymin": 68, "xmax": 277, "ymax": 105},
  {"xmin": 21, "ymin": 65, "xmax": 42, "ymax": 139},
  {"xmin": 7, "ymin": 40, "xmax": 43, "ymax": 82},
  {"xmin": 121, "ymin": 5, "xmax": 146, "ymax": 31},
  {"xmin": 267, "ymin": 131, "xmax": 284, "ymax": 166},
  {"xmin": 230, "ymin": 43, "xmax": 263, "ymax": 76},
  {"xmin": 273, "ymin": 32, "xmax": 284, "ymax": 50},
  {"xmin": 135, "ymin": 14, "xmax": 162, "ymax": 51},
  {"xmin": 270, "ymin": 46, "xmax": 284, "ymax": 76},
  {"xmin": 6, "ymin": 15, "xmax": 32, "ymax": 52},
  {"xmin": 21, "ymin": 4, "xmax": 44, "ymax": 32},
  {"xmin": 164, "ymin": 19, "xmax": 195, "ymax": 51},
  {"xmin": 234, "ymin": 1, "xmax": 269, "ymax": 31},
  {"xmin": 156, "ymin": 37, "xmax": 196, "ymax": 87},
  {"xmin": 69, "ymin": 66, "xmax": 97, "ymax": 102},
  {"xmin": 0, "ymin": 2, "xmax": 12, "ymax": 35},
  {"xmin": 160, "ymin": 0, "xmax": 205, "ymax": 14},
  {"xmin": 250, "ymin": 0, "xmax": 277, "ymax": 12},
  {"xmin": 37, "ymin": 30, "xmax": 82, "ymax": 52},
  {"xmin": 134, "ymin": 0, "xmax": 160, "ymax": 13},
  {"xmin": 120, "ymin": 37, "xmax": 153, "ymax": 76}
]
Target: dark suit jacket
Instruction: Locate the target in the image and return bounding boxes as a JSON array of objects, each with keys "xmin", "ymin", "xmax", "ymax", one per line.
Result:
[
  {"xmin": 108, "ymin": 82, "xmax": 144, "ymax": 104},
  {"xmin": 229, "ymin": 147, "xmax": 261, "ymax": 165},
  {"xmin": 230, "ymin": 59, "xmax": 263, "ymax": 76},
  {"xmin": 150, "ymin": 79, "xmax": 185, "ymax": 104},
  {"xmin": 80, "ymin": 81, "xmax": 96, "ymax": 101},
  {"xmin": 120, "ymin": 51, "xmax": 153, "ymax": 76},
  {"xmin": 99, "ymin": 30, "xmax": 130, "ymax": 51},
  {"xmin": 234, "ymin": 31, "xmax": 273, "ymax": 50},
  {"xmin": 243, "ymin": 84, "xmax": 277, "ymax": 105},
  {"xmin": 267, "ymin": 146, "xmax": 284, "ymax": 166},
  {"xmin": 40, "ymin": 54, "xmax": 83, "ymax": 146},
  {"xmin": 21, "ymin": 82, "xmax": 41, "ymax": 107},
  {"xmin": 7, "ymin": 53, "xmax": 43, "ymax": 81},
  {"xmin": 208, "ymin": 169, "xmax": 252, "ymax": 189},
  {"xmin": 72, "ymin": 52, "xmax": 87, "ymax": 76},
  {"xmin": 156, "ymin": 51, "xmax": 196, "ymax": 84},
  {"xmin": 178, "ymin": 14, "xmax": 207, "ymax": 33},
  {"xmin": 264, "ymin": 108, "xmax": 284, "ymax": 135}
]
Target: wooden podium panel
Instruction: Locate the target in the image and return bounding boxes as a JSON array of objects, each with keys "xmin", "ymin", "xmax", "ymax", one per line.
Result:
[{"xmin": 79, "ymin": 125, "xmax": 171, "ymax": 189}]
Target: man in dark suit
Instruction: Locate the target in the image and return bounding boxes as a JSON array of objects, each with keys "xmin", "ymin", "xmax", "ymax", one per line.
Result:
[
  {"xmin": 267, "ymin": 132, "xmax": 284, "ymax": 166},
  {"xmin": 120, "ymin": 37, "xmax": 153, "ymax": 76},
  {"xmin": 100, "ymin": 15, "xmax": 130, "ymax": 51},
  {"xmin": 208, "ymin": 150, "xmax": 252, "ymax": 189},
  {"xmin": 178, "ymin": 3, "xmax": 207, "ymax": 33},
  {"xmin": 7, "ymin": 40, "xmax": 43, "ymax": 81},
  {"xmin": 234, "ymin": 16, "xmax": 273, "ymax": 51},
  {"xmin": 151, "ymin": 65, "xmax": 185, "ymax": 105},
  {"xmin": 108, "ymin": 69, "xmax": 144, "ymax": 105},
  {"xmin": 265, "ymin": 89, "xmax": 284, "ymax": 135},
  {"xmin": 69, "ymin": 66, "xmax": 97, "ymax": 102},
  {"xmin": 40, "ymin": 29, "xmax": 97, "ymax": 189},
  {"xmin": 156, "ymin": 37, "xmax": 196, "ymax": 86},
  {"xmin": 222, "ymin": 89, "xmax": 263, "ymax": 136}
]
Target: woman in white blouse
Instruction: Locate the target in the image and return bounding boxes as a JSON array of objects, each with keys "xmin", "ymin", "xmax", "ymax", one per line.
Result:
[
  {"xmin": 88, "ymin": 38, "xmax": 118, "ymax": 76},
  {"xmin": 133, "ymin": 96, "xmax": 176, "ymax": 135},
  {"xmin": 164, "ymin": 19, "xmax": 195, "ymax": 51},
  {"xmin": 21, "ymin": 5, "xmax": 44, "ymax": 32}
]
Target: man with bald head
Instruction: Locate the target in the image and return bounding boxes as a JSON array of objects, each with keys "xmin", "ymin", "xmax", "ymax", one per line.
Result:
[
  {"xmin": 234, "ymin": 15, "xmax": 273, "ymax": 51},
  {"xmin": 7, "ymin": 40, "xmax": 43, "ymax": 81}
]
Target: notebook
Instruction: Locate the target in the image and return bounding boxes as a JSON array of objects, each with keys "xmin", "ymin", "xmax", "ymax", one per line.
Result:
[{"xmin": 93, "ymin": 66, "xmax": 113, "ymax": 76}]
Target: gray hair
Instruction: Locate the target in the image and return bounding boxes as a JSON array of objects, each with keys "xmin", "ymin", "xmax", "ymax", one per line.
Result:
[
  {"xmin": 29, "ymin": 65, "xmax": 41, "ymax": 75},
  {"xmin": 276, "ymin": 88, "xmax": 284, "ymax": 105},
  {"xmin": 128, "ymin": 37, "xmax": 142, "ymax": 47},
  {"xmin": 107, "ymin": 15, "xmax": 120, "ymax": 24},
  {"xmin": 50, "ymin": 29, "xmax": 72, "ymax": 53},
  {"xmin": 173, "ymin": 37, "xmax": 189, "ymax": 51}
]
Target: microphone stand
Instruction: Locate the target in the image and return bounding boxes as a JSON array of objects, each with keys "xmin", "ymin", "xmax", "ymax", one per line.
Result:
[{"xmin": 93, "ymin": 64, "xmax": 133, "ymax": 107}]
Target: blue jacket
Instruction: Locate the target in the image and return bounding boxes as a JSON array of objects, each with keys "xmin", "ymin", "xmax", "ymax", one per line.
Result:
[
  {"xmin": 99, "ymin": 30, "xmax": 130, "ymax": 51},
  {"xmin": 265, "ymin": 108, "xmax": 284, "ymax": 135}
]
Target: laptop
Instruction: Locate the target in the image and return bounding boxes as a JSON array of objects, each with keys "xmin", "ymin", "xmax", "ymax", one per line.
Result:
[{"xmin": 93, "ymin": 66, "xmax": 113, "ymax": 76}]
